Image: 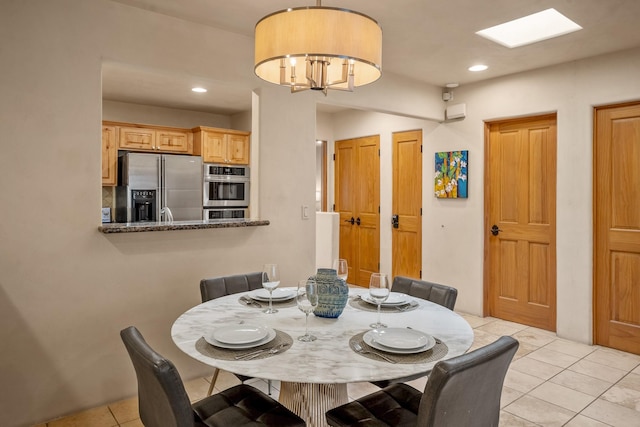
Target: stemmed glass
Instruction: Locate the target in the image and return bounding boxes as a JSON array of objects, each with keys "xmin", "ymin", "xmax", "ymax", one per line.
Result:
[
  {"xmin": 369, "ymin": 273, "xmax": 390, "ymax": 328},
  {"xmin": 262, "ymin": 264, "xmax": 280, "ymax": 314},
  {"xmin": 333, "ymin": 259, "xmax": 348, "ymax": 283},
  {"xmin": 297, "ymin": 279, "xmax": 319, "ymax": 342}
]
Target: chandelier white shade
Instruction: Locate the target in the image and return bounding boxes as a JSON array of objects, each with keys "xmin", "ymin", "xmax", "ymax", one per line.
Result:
[{"xmin": 254, "ymin": 6, "xmax": 382, "ymax": 94}]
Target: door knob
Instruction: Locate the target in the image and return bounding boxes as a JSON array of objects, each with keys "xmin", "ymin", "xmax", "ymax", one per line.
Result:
[
  {"xmin": 391, "ymin": 215, "xmax": 399, "ymax": 228},
  {"xmin": 345, "ymin": 217, "xmax": 355, "ymax": 225},
  {"xmin": 491, "ymin": 225, "xmax": 502, "ymax": 236},
  {"xmin": 356, "ymin": 217, "xmax": 361, "ymax": 226}
]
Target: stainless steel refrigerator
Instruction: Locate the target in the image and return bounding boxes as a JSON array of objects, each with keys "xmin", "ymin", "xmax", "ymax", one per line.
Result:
[{"xmin": 115, "ymin": 153, "xmax": 203, "ymax": 223}]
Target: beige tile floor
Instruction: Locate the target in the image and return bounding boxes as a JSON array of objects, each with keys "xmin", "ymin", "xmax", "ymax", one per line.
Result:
[{"xmin": 35, "ymin": 314, "xmax": 640, "ymax": 427}]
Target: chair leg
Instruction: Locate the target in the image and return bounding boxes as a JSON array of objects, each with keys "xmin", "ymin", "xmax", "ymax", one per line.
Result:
[
  {"xmin": 207, "ymin": 368, "xmax": 220, "ymax": 396},
  {"xmin": 268, "ymin": 379, "xmax": 272, "ymax": 395}
]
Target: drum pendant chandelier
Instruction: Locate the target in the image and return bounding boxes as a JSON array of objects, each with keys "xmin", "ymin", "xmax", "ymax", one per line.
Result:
[{"xmin": 254, "ymin": 1, "xmax": 382, "ymax": 95}]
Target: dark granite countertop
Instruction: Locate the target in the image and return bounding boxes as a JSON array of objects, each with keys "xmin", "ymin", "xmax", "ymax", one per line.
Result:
[{"xmin": 98, "ymin": 219, "xmax": 269, "ymax": 233}]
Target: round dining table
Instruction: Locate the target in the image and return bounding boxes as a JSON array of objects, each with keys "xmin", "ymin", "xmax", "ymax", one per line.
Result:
[{"xmin": 171, "ymin": 287, "xmax": 474, "ymax": 427}]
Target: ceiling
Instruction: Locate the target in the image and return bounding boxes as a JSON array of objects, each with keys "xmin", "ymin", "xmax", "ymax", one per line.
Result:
[{"xmin": 104, "ymin": 0, "xmax": 640, "ymax": 115}]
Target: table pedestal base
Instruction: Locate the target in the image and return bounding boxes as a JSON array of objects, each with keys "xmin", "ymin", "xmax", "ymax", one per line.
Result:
[{"xmin": 279, "ymin": 382, "xmax": 348, "ymax": 427}]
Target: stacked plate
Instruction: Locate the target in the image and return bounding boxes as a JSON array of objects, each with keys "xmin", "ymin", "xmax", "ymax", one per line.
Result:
[
  {"xmin": 363, "ymin": 328, "xmax": 436, "ymax": 354},
  {"xmin": 204, "ymin": 324, "xmax": 276, "ymax": 349},
  {"xmin": 248, "ymin": 288, "xmax": 296, "ymax": 302},
  {"xmin": 362, "ymin": 291, "xmax": 413, "ymax": 307}
]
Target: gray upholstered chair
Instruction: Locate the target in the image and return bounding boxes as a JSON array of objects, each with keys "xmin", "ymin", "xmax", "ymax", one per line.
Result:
[
  {"xmin": 200, "ymin": 272, "xmax": 270, "ymax": 396},
  {"xmin": 370, "ymin": 276, "xmax": 459, "ymax": 388},
  {"xmin": 391, "ymin": 276, "xmax": 458, "ymax": 311},
  {"xmin": 200, "ymin": 272, "xmax": 264, "ymax": 302},
  {"xmin": 120, "ymin": 326, "xmax": 305, "ymax": 427},
  {"xmin": 326, "ymin": 336, "xmax": 519, "ymax": 427}
]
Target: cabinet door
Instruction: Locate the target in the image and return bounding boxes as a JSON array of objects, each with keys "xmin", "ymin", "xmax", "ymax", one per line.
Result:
[
  {"xmin": 157, "ymin": 130, "xmax": 191, "ymax": 153},
  {"xmin": 202, "ymin": 131, "xmax": 226, "ymax": 163},
  {"xmin": 226, "ymin": 134, "xmax": 250, "ymax": 164},
  {"xmin": 102, "ymin": 126, "xmax": 117, "ymax": 186},
  {"xmin": 119, "ymin": 127, "xmax": 156, "ymax": 151}
]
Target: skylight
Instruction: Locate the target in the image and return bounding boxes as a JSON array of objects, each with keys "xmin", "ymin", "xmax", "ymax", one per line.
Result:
[{"xmin": 476, "ymin": 8, "xmax": 582, "ymax": 48}]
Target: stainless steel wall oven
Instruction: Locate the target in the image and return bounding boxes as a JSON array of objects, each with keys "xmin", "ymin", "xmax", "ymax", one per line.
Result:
[{"xmin": 203, "ymin": 164, "xmax": 250, "ymax": 208}]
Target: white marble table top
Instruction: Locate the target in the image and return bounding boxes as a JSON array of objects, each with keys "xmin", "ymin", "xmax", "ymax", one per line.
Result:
[{"xmin": 171, "ymin": 287, "xmax": 474, "ymax": 384}]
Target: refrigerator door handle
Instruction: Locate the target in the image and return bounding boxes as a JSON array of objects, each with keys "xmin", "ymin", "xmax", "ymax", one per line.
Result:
[{"xmin": 160, "ymin": 155, "xmax": 165, "ymax": 220}]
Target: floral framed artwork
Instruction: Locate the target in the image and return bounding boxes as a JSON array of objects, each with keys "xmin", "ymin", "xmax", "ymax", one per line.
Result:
[{"xmin": 435, "ymin": 150, "xmax": 468, "ymax": 198}]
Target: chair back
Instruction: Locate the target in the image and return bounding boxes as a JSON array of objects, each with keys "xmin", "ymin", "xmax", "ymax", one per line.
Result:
[
  {"xmin": 200, "ymin": 272, "xmax": 263, "ymax": 302},
  {"xmin": 391, "ymin": 276, "xmax": 458, "ymax": 310},
  {"xmin": 120, "ymin": 326, "xmax": 194, "ymax": 427},
  {"xmin": 417, "ymin": 336, "xmax": 519, "ymax": 427}
]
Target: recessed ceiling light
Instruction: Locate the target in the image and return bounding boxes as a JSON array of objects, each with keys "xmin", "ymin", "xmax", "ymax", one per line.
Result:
[
  {"xmin": 476, "ymin": 8, "xmax": 582, "ymax": 48},
  {"xmin": 445, "ymin": 83, "xmax": 459, "ymax": 88},
  {"xmin": 191, "ymin": 87, "xmax": 207, "ymax": 93},
  {"xmin": 468, "ymin": 65, "xmax": 488, "ymax": 72}
]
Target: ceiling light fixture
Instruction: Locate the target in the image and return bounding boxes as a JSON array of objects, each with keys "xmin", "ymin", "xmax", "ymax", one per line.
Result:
[
  {"xmin": 254, "ymin": 0, "xmax": 382, "ymax": 95},
  {"xmin": 468, "ymin": 65, "xmax": 488, "ymax": 72},
  {"xmin": 476, "ymin": 8, "xmax": 582, "ymax": 48},
  {"xmin": 191, "ymin": 87, "xmax": 207, "ymax": 93}
]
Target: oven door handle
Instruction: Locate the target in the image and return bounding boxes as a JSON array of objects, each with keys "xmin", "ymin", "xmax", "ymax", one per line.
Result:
[{"xmin": 204, "ymin": 177, "xmax": 250, "ymax": 182}]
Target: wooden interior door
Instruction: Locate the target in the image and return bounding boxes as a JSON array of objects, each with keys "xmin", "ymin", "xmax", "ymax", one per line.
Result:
[
  {"xmin": 594, "ymin": 102, "xmax": 640, "ymax": 355},
  {"xmin": 392, "ymin": 130, "xmax": 422, "ymax": 279},
  {"xmin": 335, "ymin": 136, "xmax": 380, "ymax": 286},
  {"xmin": 485, "ymin": 114, "xmax": 557, "ymax": 331},
  {"xmin": 335, "ymin": 140, "xmax": 356, "ymax": 283}
]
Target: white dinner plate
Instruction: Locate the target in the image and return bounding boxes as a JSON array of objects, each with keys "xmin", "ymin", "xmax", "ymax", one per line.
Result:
[
  {"xmin": 212, "ymin": 324, "xmax": 269, "ymax": 344},
  {"xmin": 362, "ymin": 291, "xmax": 409, "ymax": 306},
  {"xmin": 249, "ymin": 288, "xmax": 296, "ymax": 301},
  {"xmin": 205, "ymin": 327, "xmax": 277, "ymax": 349},
  {"xmin": 370, "ymin": 328, "xmax": 433, "ymax": 350},
  {"xmin": 363, "ymin": 330, "xmax": 436, "ymax": 354}
]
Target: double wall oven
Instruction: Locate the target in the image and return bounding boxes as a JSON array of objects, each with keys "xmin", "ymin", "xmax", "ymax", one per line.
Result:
[{"xmin": 203, "ymin": 163, "xmax": 250, "ymax": 219}]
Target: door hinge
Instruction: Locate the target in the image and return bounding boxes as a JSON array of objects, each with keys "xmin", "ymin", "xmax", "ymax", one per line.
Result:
[
  {"xmin": 420, "ymin": 208, "xmax": 423, "ymax": 216},
  {"xmin": 333, "ymin": 204, "xmax": 336, "ymax": 211},
  {"xmin": 378, "ymin": 262, "xmax": 380, "ymax": 270},
  {"xmin": 420, "ymin": 145, "xmax": 423, "ymax": 153},
  {"xmin": 420, "ymin": 270, "xmax": 422, "ymax": 278},
  {"xmin": 378, "ymin": 206, "xmax": 380, "ymax": 213},
  {"xmin": 378, "ymin": 149, "xmax": 380, "ymax": 156},
  {"xmin": 333, "ymin": 153, "xmax": 335, "ymax": 161}
]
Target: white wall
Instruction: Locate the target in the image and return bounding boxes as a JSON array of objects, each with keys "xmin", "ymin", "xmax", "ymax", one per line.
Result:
[
  {"xmin": 102, "ymin": 100, "xmax": 232, "ymax": 129},
  {"xmin": 3, "ymin": 0, "xmax": 640, "ymax": 425},
  {"xmin": 320, "ymin": 47, "xmax": 640, "ymax": 346},
  {"xmin": 441, "ymin": 48, "xmax": 640, "ymax": 343},
  {"xmin": 0, "ymin": 1, "xmax": 316, "ymax": 425}
]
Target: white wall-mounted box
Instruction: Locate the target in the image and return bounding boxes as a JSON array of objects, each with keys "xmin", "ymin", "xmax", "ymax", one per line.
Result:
[{"xmin": 445, "ymin": 103, "xmax": 466, "ymax": 120}]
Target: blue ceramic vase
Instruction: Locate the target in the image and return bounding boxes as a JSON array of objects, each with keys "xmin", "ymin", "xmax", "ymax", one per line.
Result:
[{"xmin": 313, "ymin": 268, "xmax": 348, "ymax": 318}]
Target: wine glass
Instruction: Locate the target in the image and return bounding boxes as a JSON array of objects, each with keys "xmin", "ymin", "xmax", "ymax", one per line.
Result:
[
  {"xmin": 297, "ymin": 279, "xmax": 319, "ymax": 342},
  {"xmin": 262, "ymin": 264, "xmax": 280, "ymax": 314},
  {"xmin": 368, "ymin": 273, "xmax": 390, "ymax": 328},
  {"xmin": 333, "ymin": 259, "xmax": 348, "ymax": 283}
]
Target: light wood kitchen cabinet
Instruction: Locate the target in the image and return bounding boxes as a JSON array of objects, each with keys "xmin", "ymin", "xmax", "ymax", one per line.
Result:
[
  {"xmin": 118, "ymin": 126, "xmax": 155, "ymax": 151},
  {"xmin": 155, "ymin": 130, "xmax": 191, "ymax": 153},
  {"xmin": 193, "ymin": 127, "xmax": 250, "ymax": 164},
  {"xmin": 116, "ymin": 125, "xmax": 192, "ymax": 153},
  {"xmin": 102, "ymin": 125, "xmax": 117, "ymax": 186}
]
